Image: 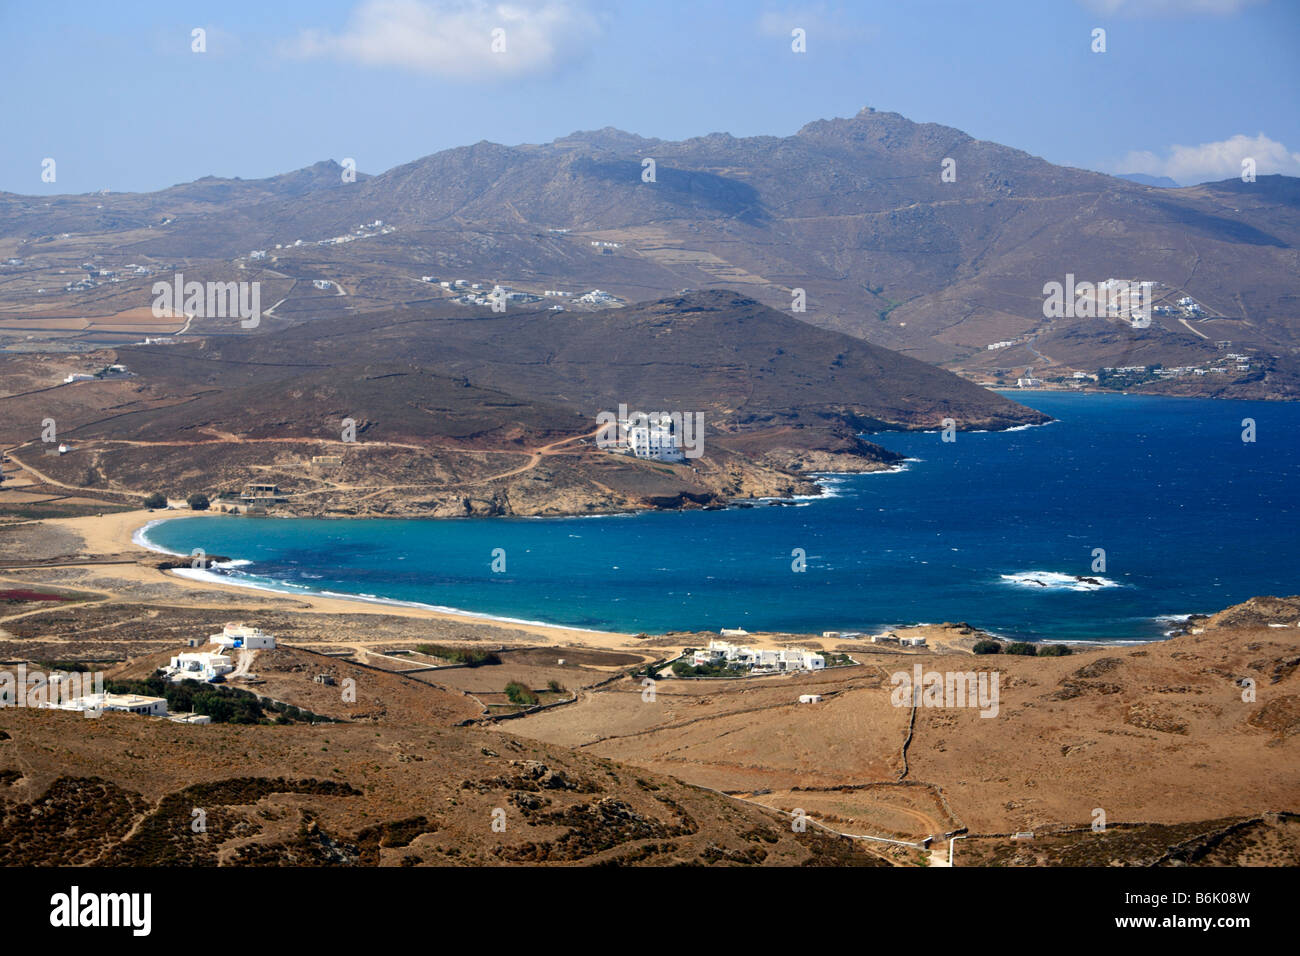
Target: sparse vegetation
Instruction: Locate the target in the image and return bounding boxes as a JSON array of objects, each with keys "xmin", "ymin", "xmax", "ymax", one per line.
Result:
[
  {"xmin": 1037, "ymin": 644, "xmax": 1073, "ymax": 657},
  {"xmin": 505, "ymin": 681, "xmax": 539, "ymax": 706},
  {"xmin": 671, "ymin": 659, "xmax": 736, "ymax": 678},
  {"xmin": 1005, "ymin": 642, "xmax": 1038, "ymax": 656},
  {"xmin": 415, "ymin": 644, "xmax": 501, "ymax": 667},
  {"xmin": 105, "ymin": 673, "xmax": 331, "ymax": 725}
]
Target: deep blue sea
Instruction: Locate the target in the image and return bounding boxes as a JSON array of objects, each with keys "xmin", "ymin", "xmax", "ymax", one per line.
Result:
[{"xmin": 140, "ymin": 393, "xmax": 1299, "ymax": 642}]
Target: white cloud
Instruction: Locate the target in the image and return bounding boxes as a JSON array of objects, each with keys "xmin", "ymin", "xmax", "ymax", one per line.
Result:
[
  {"xmin": 1077, "ymin": 0, "xmax": 1267, "ymax": 16},
  {"xmin": 1117, "ymin": 133, "xmax": 1300, "ymax": 184},
  {"xmin": 286, "ymin": 0, "xmax": 602, "ymax": 79},
  {"xmin": 757, "ymin": 5, "xmax": 879, "ymax": 43}
]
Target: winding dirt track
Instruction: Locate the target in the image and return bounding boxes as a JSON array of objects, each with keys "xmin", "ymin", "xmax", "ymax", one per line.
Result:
[{"xmin": 4, "ymin": 425, "xmax": 605, "ymax": 503}]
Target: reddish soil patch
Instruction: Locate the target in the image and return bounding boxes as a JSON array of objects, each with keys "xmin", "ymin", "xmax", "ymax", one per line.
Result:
[{"xmin": 0, "ymin": 589, "xmax": 68, "ymax": 602}]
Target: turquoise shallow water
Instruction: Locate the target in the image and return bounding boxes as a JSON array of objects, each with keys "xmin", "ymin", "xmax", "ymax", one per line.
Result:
[{"xmin": 141, "ymin": 392, "xmax": 1300, "ymax": 642}]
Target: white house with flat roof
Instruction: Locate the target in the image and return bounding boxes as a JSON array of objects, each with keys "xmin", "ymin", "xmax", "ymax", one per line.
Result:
[
  {"xmin": 41, "ymin": 693, "xmax": 168, "ymax": 717},
  {"xmin": 167, "ymin": 651, "xmax": 233, "ymax": 682},
  {"xmin": 627, "ymin": 422, "xmax": 685, "ymax": 462},
  {"xmin": 693, "ymin": 640, "xmax": 824, "ymax": 673},
  {"xmin": 210, "ymin": 622, "xmax": 275, "ymax": 650}
]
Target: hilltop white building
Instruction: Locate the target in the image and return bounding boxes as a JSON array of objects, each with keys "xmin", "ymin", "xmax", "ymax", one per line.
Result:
[{"xmin": 627, "ymin": 422, "xmax": 685, "ymax": 462}]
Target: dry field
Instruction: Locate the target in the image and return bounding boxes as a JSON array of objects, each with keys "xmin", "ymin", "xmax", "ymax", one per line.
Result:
[{"xmin": 0, "ymin": 512, "xmax": 1295, "ymax": 865}]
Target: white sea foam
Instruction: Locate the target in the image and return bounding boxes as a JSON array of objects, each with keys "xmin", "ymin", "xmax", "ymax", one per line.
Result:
[
  {"xmin": 1000, "ymin": 570, "xmax": 1120, "ymax": 592},
  {"xmin": 132, "ymin": 517, "xmax": 188, "ymax": 556}
]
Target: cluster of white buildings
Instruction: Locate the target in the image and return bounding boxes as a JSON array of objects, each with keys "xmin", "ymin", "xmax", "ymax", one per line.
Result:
[
  {"xmin": 1153, "ymin": 295, "xmax": 1206, "ymax": 317},
  {"xmin": 37, "ymin": 623, "xmax": 276, "ymax": 723},
  {"xmin": 578, "ymin": 288, "xmax": 622, "ymax": 306},
  {"xmin": 272, "ymin": 221, "xmax": 392, "ymax": 252},
  {"xmin": 1101, "ymin": 352, "xmax": 1253, "ymax": 379},
  {"xmin": 692, "ymin": 639, "xmax": 825, "ymax": 674},
  {"xmin": 451, "ymin": 286, "xmax": 543, "ymax": 307},
  {"xmin": 600, "ymin": 411, "xmax": 689, "ymax": 462},
  {"xmin": 164, "ymin": 623, "xmax": 275, "ymax": 683}
]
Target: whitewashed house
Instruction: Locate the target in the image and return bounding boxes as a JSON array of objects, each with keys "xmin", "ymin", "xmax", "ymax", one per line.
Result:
[
  {"xmin": 209, "ymin": 622, "xmax": 276, "ymax": 650},
  {"xmin": 167, "ymin": 652, "xmax": 233, "ymax": 682},
  {"xmin": 41, "ymin": 693, "xmax": 168, "ymax": 717},
  {"xmin": 693, "ymin": 640, "xmax": 824, "ymax": 673},
  {"xmin": 627, "ymin": 422, "xmax": 685, "ymax": 462}
]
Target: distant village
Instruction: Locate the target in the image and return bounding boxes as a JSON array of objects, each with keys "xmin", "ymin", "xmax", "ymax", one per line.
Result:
[{"xmin": 418, "ymin": 275, "xmax": 624, "ymax": 310}]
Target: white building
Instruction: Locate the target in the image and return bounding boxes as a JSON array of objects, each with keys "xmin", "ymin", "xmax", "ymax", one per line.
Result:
[
  {"xmin": 41, "ymin": 693, "xmax": 168, "ymax": 717},
  {"xmin": 168, "ymin": 712, "xmax": 212, "ymax": 724},
  {"xmin": 693, "ymin": 639, "xmax": 824, "ymax": 673},
  {"xmin": 799, "ymin": 694, "xmax": 823, "ymax": 704},
  {"xmin": 210, "ymin": 622, "xmax": 276, "ymax": 650},
  {"xmin": 167, "ymin": 652, "xmax": 233, "ymax": 682},
  {"xmin": 627, "ymin": 422, "xmax": 685, "ymax": 462}
]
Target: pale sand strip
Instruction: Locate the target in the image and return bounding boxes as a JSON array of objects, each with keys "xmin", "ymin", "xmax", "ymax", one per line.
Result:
[{"xmin": 37, "ymin": 510, "xmax": 644, "ymax": 651}]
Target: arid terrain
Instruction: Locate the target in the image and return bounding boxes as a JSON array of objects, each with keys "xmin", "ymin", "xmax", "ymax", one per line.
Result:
[
  {"xmin": 0, "ymin": 512, "xmax": 1295, "ymax": 866},
  {"xmin": 0, "ymin": 291, "xmax": 1052, "ymax": 520},
  {"xmin": 4, "ymin": 109, "xmax": 1299, "ymax": 400}
]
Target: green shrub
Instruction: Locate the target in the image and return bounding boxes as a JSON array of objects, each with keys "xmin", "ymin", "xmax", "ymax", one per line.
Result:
[
  {"xmin": 187, "ymin": 493, "xmax": 210, "ymax": 511},
  {"xmin": 1037, "ymin": 644, "xmax": 1073, "ymax": 657},
  {"xmin": 505, "ymin": 681, "xmax": 538, "ymax": 706},
  {"xmin": 143, "ymin": 492, "xmax": 167, "ymax": 510},
  {"xmin": 415, "ymin": 644, "xmax": 500, "ymax": 666},
  {"xmin": 1005, "ymin": 642, "xmax": 1038, "ymax": 656},
  {"xmin": 972, "ymin": 640, "xmax": 1002, "ymax": 655}
]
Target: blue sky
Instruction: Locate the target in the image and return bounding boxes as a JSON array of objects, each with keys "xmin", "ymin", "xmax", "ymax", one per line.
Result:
[{"xmin": 1, "ymin": 0, "xmax": 1297, "ymax": 195}]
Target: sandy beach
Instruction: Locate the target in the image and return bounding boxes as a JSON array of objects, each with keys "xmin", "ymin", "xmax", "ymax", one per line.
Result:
[
  {"xmin": 1, "ymin": 509, "xmax": 1143, "ymax": 658},
  {"xmin": 13, "ymin": 509, "xmax": 645, "ymax": 652}
]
